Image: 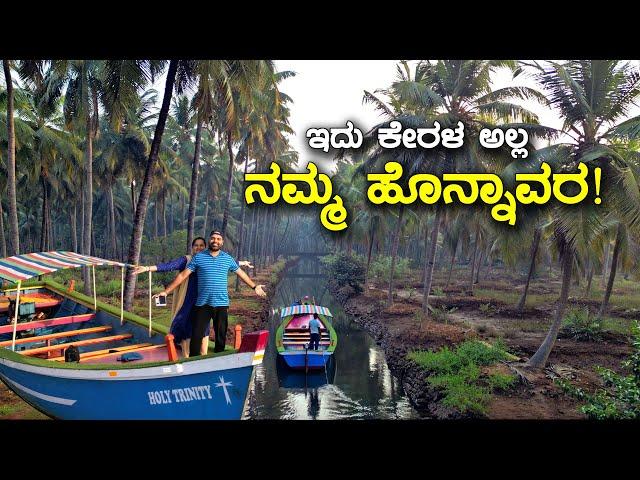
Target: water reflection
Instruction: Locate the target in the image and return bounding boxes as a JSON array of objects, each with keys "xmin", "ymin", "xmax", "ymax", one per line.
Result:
[{"xmin": 243, "ymin": 258, "xmax": 419, "ymax": 420}]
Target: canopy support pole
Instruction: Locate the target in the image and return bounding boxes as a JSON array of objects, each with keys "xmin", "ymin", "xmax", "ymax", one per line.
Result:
[
  {"xmin": 148, "ymin": 270, "xmax": 152, "ymax": 337},
  {"xmin": 120, "ymin": 266, "xmax": 125, "ymax": 325},
  {"xmin": 92, "ymin": 265, "xmax": 97, "ymax": 311},
  {"xmin": 11, "ymin": 280, "xmax": 21, "ymax": 352}
]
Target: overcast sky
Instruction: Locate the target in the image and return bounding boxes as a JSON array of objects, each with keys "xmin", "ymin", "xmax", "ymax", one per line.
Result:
[
  {"xmin": 273, "ymin": 60, "xmax": 567, "ymax": 170},
  {"xmin": 148, "ymin": 60, "xmax": 640, "ymax": 170}
]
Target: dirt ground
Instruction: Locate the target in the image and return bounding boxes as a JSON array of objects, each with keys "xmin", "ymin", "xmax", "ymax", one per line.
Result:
[{"xmin": 353, "ymin": 265, "xmax": 637, "ymax": 419}]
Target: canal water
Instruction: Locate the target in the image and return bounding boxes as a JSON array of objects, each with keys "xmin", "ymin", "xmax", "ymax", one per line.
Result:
[{"xmin": 243, "ymin": 258, "xmax": 419, "ymax": 419}]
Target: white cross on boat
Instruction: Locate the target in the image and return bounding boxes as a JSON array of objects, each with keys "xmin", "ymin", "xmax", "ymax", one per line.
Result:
[{"xmin": 215, "ymin": 376, "xmax": 233, "ymax": 405}]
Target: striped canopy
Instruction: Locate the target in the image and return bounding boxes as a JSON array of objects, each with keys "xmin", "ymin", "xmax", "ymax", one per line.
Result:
[
  {"xmin": 0, "ymin": 251, "xmax": 126, "ymax": 283},
  {"xmin": 280, "ymin": 304, "xmax": 333, "ymax": 318}
]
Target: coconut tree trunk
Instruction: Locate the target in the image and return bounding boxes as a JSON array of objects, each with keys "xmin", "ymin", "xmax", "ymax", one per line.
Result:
[
  {"xmin": 130, "ymin": 180, "xmax": 137, "ymax": 223},
  {"xmin": 0, "ymin": 199, "xmax": 7, "ymax": 257},
  {"xmin": 169, "ymin": 197, "xmax": 174, "ymax": 235},
  {"xmin": 421, "ymin": 219, "xmax": 431, "ymax": 284},
  {"xmin": 180, "ymin": 195, "xmax": 185, "ymax": 231},
  {"xmin": 187, "ymin": 118, "xmax": 203, "ymax": 252},
  {"xmin": 161, "ymin": 190, "xmax": 167, "ymax": 239},
  {"xmin": 446, "ymin": 239, "xmax": 458, "ymax": 288},
  {"xmin": 259, "ymin": 209, "xmax": 270, "ymax": 270},
  {"xmin": 106, "ymin": 184, "xmax": 116, "ymax": 258},
  {"xmin": 387, "ymin": 205, "xmax": 405, "ymax": 305},
  {"xmin": 82, "ymin": 74, "xmax": 95, "ymax": 295},
  {"xmin": 598, "ymin": 223, "xmax": 623, "ymax": 318},
  {"xmin": 422, "ymin": 207, "xmax": 443, "ymax": 315},
  {"xmin": 365, "ymin": 225, "xmax": 376, "ymax": 283},
  {"xmin": 474, "ymin": 249, "xmax": 484, "ymax": 284},
  {"xmin": 71, "ymin": 203, "xmax": 78, "ymax": 252},
  {"xmin": 3, "ymin": 60, "xmax": 19, "ymax": 255},
  {"xmin": 202, "ymin": 197, "xmax": 209, "ymax": 239},
  {"xmin": 123, "ymin": 60, "xmax": 178, "ymax": 311},
  {"xmin": 585, "ymin": 263, "xmax": 594, "ymax": 297},
  {"xmin": 527, "ymin": 243, "xmax": 573, "ymax": 369},
  {"xmin": 221, "ymin": 132, "xmax": 236, "ymax": 236},
  {"xmin": 516, "ymin": 227, "xmax": 541, "ymax": 311},
  {"xmin": 40, "ymin": 176, "xmax": 48, "ymax": 252},
  {"xmin": 153, "ymin": 196, "xmax": 158, "ymax": 239},
  {"xmin": 601, "ymin": 241, "xmax": 610, "ymax": 288},
  {"xmin": 235, "ymin": 152, "xmax": 250, "ymax": 291},
  {"xmin": 468, "ymin": 224, "xmax": 480, "ymax": 295},
  {"xmin": 269, "ymin": 211, "xmax": 278, "ymax": 262},
  {"xmin": 248, "ymin": 206, "xmax": 257, "ymax": 278},
  {"xmin": 119, "ymin": 211, "xmax": 125, "ymax": 261}
]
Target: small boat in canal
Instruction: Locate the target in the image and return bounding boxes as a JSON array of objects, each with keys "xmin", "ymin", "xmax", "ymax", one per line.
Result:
[
  {"xmin": 275, "ymin": 302, "xmax": 337, "ymax": 371},
  {"xmin": 0, "ymin": 251, "xmax": 268, "ymax": 420}
]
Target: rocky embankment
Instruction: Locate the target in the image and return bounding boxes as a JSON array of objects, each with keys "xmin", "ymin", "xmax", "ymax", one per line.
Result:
[{"xmin": 328, "ymin": 282, "xmax": 468, "ymax": 419}]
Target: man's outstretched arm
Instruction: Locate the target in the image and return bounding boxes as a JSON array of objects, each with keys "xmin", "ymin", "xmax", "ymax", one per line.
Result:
[{"xmin": 234, "ymin": 268, "xmax": 266, "ymax": 297}]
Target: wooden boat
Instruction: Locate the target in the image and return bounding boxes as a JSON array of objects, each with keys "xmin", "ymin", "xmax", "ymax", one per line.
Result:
[
  {"xmin": 0, "ymin": 251, "xmax": 267, "ymax": 420},
  {"xmin": 275, "ymin": 303, "xmax": 337, "ymax": 370}
]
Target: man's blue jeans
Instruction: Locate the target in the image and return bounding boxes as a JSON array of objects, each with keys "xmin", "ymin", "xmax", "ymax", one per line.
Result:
[{"xmin": 309, "ymin": 333, "xmax": 320, "ymax": 350}]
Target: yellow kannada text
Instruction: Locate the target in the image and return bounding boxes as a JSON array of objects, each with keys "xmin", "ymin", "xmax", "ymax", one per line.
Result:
[
  {"xmin": 244, "ymin": 162, "xmax": 347, "ymax": 231},
  {"xmin": 367, "ymin": 161, "xmax": 602, "ymax": 226}
]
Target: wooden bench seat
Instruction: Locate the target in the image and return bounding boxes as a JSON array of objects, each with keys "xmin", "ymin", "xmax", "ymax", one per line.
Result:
[
  {"xmin": 0, "ymin": 299, "xmax": 62, "ymax": 313},
  {"xmin": 20, "ymin": 334, "xmax": 133, "ymax": 356},
  {"xmin": 0, "ymin": 326, "xmax": 111, "ymax": 348},
  {"xmin": 49, "ymin": 343, "xmax": 154, "ymax": 362},
  {"xmin": 283, "ymin": 340, "xmax": 331, "ymax": 345},
  {"xmin": 0, "ymin": 313, "xmax": 95, "ymax": 335},
  {"xmin": 283, "ymin": 331, "xmax": 328, "ymax": 336}
]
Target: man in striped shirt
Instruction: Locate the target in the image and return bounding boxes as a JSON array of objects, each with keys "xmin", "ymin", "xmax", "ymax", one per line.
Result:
[{"xmin": 155, "ymin": 231, "xmax": 266, "ymax": 355}]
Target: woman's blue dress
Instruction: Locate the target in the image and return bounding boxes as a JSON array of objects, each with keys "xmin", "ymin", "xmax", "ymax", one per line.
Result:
[{"xmin": 156, "ymin": 256, "xmax": 210, "ymax": 343}]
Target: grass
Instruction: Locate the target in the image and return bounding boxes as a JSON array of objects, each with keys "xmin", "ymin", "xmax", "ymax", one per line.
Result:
[
  {"xmin": 0, "ymin": 404, "xmax": 17, "ymax": 417},
  {"xmin": 408, "ymin": 339, "xmax": 515, "ymax": 415},
  {"xmin": 601, "ymin": 316, "xmax": 635, "ymax": 336}
]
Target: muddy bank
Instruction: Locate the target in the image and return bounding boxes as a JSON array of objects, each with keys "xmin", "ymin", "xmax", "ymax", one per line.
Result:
[
  {"xmin": 329, "ymin": 283, "xmax": 468, "ymax": 419},
  {"xmin": 329, "ymin": 281, "xmax": 635, "ymax": 419},
  {"xmin": 225, "ymin": 256, "xmax": 300, "ymax": 345}
]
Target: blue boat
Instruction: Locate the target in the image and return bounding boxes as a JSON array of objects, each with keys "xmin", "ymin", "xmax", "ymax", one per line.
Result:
[
  {"xmin": 0, "ymin": 251, "xmax": 268, "ymax": 420},
  {"xmin": 275, "ymin": 303, "xmax": 337, "ymax": 371}
]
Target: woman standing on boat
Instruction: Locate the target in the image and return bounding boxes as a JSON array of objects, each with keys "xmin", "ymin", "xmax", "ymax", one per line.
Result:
[{"xmin": 133, "ymin": 237, "xmax": 208, "ymax": 357}]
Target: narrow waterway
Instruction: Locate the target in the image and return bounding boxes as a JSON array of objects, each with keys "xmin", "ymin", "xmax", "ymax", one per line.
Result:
[{"xmin": 243, "ymin": 257, "xmax": 419, "ymax": 419}]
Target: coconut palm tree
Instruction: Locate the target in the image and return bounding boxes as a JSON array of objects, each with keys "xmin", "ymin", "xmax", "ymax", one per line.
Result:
[
  {"xmin": 525, "ymin": 60, "xmax": 640, "ymax": 368},
  {"xmin": 2, "ymin": 60, "xmax": 20, "ymax": 255},
  {"xmin": 358, "ymin": 60, "xmax": 550, "ymax": 308},
  {"xmin": 121, "ymin": 60, "xmax": 180, "ymax": 310}
]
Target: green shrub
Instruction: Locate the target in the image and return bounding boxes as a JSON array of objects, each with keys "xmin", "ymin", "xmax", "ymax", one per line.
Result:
[
  {"xmin": 321, "ymin": 252, "xmax": 366, "ymax": 293},
  {"xmin": 95, "ymin": 279, "xmax": 123, "ymax": 297},
  {"xmin": 487, "ymin": 372, "xmax": 517, "ymax": 391},
  {"xmin": 479, "ymin": 303, "xmax": 497, "ymax": 315},
  {"xmin": 408, "ymin": 340, "xmax": 514, "ymax": 415},
  {"xmin": 456, "ymin": 339, "xmax": 509, "ymax": 366},
  {"xmin": 141, "ymin": 230, "xmax": 188, "ymax": 266},
  {"xmin": 369, "ymin": 256, "xmax": 410, "ymax": 281},
  {"xmin": 562, "ymin": 307, "xmax": 603, "ymax": 341},
  {"xmin": 557, "ymin": 321, "xmax": 640, "ymax": 419},
  {"xmin": 428, "ymin": 305, "xmax": 458, "ymax": 323}
]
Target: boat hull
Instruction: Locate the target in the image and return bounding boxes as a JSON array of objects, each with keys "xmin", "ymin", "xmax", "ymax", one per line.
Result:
[
  {"xmin": 280, "ymin": 350, "xmax": 332, "ymax": 370},
  {"xmin": 0, "ymin": 352, "xmax": 259, "ymax": 420}
]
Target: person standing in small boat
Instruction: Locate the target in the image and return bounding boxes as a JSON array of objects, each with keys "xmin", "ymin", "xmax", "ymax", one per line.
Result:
[
  {"xmin": 308, "ymin": 313, "xmax": 322, "ymax": 351},
  {"xmin": 154, "ymin": 230, "xmax": 266, "ymax": 356}
]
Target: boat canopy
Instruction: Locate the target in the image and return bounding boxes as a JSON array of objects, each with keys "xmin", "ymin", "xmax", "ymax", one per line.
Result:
[
  {"xmin": 280, "ymin": 304, "xmax": 332, "ymax": 318},
  {"xmin": 0, "ymin": 251, "xmax": 125, "ymax": 283}
]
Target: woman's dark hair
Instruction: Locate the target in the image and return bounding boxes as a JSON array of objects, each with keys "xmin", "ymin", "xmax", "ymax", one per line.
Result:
[{"xmin": 192, "ymin": 237, "xmax": 206, "ymax": 246}]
